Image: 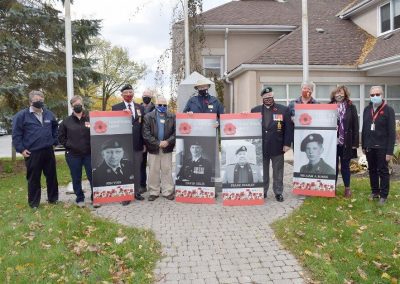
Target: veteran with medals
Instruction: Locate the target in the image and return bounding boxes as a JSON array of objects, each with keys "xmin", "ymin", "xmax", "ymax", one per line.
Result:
[{"xmin": 251, "ymin": 86, "xmax": 292, "ymax": 202}]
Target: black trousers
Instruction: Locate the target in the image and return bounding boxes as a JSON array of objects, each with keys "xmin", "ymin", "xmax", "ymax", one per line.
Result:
[
  {"xmin": 140, "ymin": 151, "xmax": 148, "ymax": 187},
  {"xmin": 25, "ymin": 147, "xmax": 59, "ymax": 208},
  {"xmin": 365, "ymin": 148, "xmax": 390, "ymax": 198},
  {"xmin": 263, "ymin": 154, "xmax": 284, "ymax": 196}
]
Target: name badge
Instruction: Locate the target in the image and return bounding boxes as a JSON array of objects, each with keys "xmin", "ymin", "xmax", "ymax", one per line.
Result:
[
  {"xmin": 208, "ymin": 105, "xmax": 213, "ymax": 109},
  {"xmin": 371, "ymin": 123, "xmax": 375, "ymax": 131},
  {"xmin": 44, "ymin": 119, "xmax": 50, "ymax": 123},
  {"xmin": 160, "ymin": 119, "xmax": 165, "ymax": 124}
]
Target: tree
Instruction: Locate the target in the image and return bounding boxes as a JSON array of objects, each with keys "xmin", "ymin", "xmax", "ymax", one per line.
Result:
[
  {"xmin": 90, "ymin": 38, "xmax": 147, "ymax": 110},
  {"xmin": 0, "ymin": 0, "xmax": 101, "ymax": 120}
]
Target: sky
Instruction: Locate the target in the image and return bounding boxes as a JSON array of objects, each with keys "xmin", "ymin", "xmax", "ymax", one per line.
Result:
[{"xmin": 58, "ymin": 0, "xmax": 231, "ymax": 97}]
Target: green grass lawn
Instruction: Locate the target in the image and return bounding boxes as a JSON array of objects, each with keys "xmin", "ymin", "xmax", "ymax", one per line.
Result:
[
  {"xmin": 0, "ymin": 157, "xmax": 161, "ymax": 283},
  {"xmin": 273, "ymin": 178, "xmax": 400, "ymax": 284}
]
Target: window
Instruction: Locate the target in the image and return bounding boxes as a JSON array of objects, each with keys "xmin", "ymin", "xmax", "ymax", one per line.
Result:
[
  {"xmin": 315, "ymin": 85, "xmax": 336, "ymax": 102},
  {"xmin": 203, "ymin": 56, "xmax": 223, "ymax": 78},
  {"xmin": 379, "ymin": 0, "xmax": 400, "ymax": 34}
]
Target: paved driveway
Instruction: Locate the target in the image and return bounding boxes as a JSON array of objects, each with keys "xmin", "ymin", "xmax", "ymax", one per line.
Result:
[{"xmin": 60, "ymin": 163, "xmax": 305, "ymax": 284}]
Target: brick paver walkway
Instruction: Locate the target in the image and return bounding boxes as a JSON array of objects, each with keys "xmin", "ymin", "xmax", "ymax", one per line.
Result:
[{"xmin": 60, "ymin": 163, "xmax": 306, "ymax": 284}]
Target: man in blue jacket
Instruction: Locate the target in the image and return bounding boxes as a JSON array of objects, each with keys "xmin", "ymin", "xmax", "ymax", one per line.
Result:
[
  {"xmin": 12, "ymin": 90, "xmax": 59, "ymax": 209},
  {"xmin": 183, "ymin": 79, "xmax": 224, "ymax": 117}
]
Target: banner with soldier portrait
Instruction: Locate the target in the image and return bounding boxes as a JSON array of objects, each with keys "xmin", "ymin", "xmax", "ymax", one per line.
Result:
[
  {"xmin": 90, "ymin": 111, "xmax": 135, "ymax": 204},
  {"xmin": 175, "ymin": 113, "xmax": 217, "ymax": 204},
  {"xmin": 221, "ymin": 113, "xmax": 264, "ymax": 206},
  {"xmin": 293, "ymin": 104, "xmax": 338, "ymax": 197}
]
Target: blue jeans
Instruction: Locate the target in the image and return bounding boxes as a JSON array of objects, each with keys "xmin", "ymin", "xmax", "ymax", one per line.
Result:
[
  {"xmin": 336, "ymin": 145, "xmax": 351, "ymax": 187},
  {"xmin": 65, "ymin": 153, "xmax": 93, "ymax": 202}
]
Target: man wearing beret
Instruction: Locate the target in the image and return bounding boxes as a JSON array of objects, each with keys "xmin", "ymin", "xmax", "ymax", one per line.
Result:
[
  {"xmin": 92, "ymin": 140, "xmax": 135, "ymax": 187},
  {"xmin": 223, "ymin": 146, "xmax": 262, "ymax": 184},
  {"xmin": 112, "ymin": 84, "xmax": 145, "ymax": 202},
  {"xmin": 176, "ymin": 142, "xmax": 212, "ymax": 185},
  {"xmin": 251, "ymin": 86, "xmax": 292, "ymax": 202},
  {"xmin": 299, "ymin": 133, "xmax": 335, "ymax": 175}
]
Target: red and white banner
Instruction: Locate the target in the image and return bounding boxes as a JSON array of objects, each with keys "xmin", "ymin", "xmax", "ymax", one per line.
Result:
[
  {"xmin": 293, "ymin": 104, "xmax": 337, "ymax": 197},
  {"xmin": 221, "ymin": 113, "xmax": 264, "ymax": 206},
  {"xmin": 90, "ymin": 111, "xmax": 135, "ymax": 204},
  {"xmin": 175, "ymin": 113, "xmax": 217, "ymax": 204}
]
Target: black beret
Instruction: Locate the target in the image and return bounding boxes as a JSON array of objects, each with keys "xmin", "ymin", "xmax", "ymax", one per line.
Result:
[
  {"xmin": 101, "ymin": 140, "xmax": 124, "ymax": 151},
  {"xmin": 236, "ymin": 145, "xmax": 247, "ymax": 154},
  {"xmin": 191, "ymin": 141, "xmax": 202, "ymax": 147},
  {"xmin": 260, "ymin": 86, "xmax": 273, "ymax": 96},
  {"xmin": 120, "ymin": 84, "xmax": 133, "ymax": 92},
  {"xmin": 300, "ymin": 134, "xmax": 323, "ymax": 152}
]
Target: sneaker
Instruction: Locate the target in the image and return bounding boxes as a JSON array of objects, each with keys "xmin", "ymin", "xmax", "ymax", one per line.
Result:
[
  {"xmin": 164, "ymin": 193, "xmax": 175, "ymax": 201},
  {"xmin": 148, "ymin": 195, "xmax": 159, "ymax": 201},
  {"xmin": 76, "ymin": 201, "xmax": 85, "ymax": 208},
  {"xmin": 368, "ymin": 193, "xmax": 380, "ymax": 201},
  {"xmin": 275, "ymin": 194, "xmax": 284, "ymax": 202},
  {"xmin": 121, "ymin": 201, "xmax": 131, "ymax": 206},
  {"xmin": 378, "ymin": 197, "xmax": 387, "ymax": 205}
]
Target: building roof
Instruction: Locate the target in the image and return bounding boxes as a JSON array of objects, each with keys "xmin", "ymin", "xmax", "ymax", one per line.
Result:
[
  {"xmin": 199, "ymin": 0, "xmax": 397, "ymax": 71},
  {"xmin": 364, "ymin": 31, "xmax": 400, "ymax": 63}
]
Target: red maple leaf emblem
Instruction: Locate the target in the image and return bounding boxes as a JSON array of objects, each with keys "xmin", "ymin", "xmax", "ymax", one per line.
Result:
[
  {"xmin": 94, "ymin": 120, "xmax": 107, "ymax": 133},
  {"xmin": 299, "ymin": 113, "xmax": 312, "ymax": 126},
  {"xmin": 179, "ymin": 122, "xmax": 192, "ymax": 134},
  {"xmin": 224, "ymin": 123, "xmax": 236, "ymax": 135}
]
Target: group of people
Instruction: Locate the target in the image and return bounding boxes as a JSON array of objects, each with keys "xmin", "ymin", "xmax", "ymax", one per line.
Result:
[{"xmin": 12, "ymin": 80, "xmax": 396, "ymax": 208}]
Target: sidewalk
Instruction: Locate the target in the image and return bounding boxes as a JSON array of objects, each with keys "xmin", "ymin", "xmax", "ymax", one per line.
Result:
[{"xmin": 59, "ymin": 163, "xmax": 306, "ymax": 284}]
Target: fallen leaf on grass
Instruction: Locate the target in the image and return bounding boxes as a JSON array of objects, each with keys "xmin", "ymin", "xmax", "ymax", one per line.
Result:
[
  {"xmin": 357, "ymin": 267, "xmax": 368, "ymax": 280},
  {"xmin": 115, "ymin": 237, "xmax": 126, "ymax": 244}
]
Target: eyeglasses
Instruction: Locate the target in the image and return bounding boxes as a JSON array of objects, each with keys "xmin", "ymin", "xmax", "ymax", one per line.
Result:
[
  {"xmin": 157, "ymin": 104, "xmax": 167, "ymax": 107},
  {"xmin": 370, "ymin": 93, "xmax": 381, "ymax": 97}
]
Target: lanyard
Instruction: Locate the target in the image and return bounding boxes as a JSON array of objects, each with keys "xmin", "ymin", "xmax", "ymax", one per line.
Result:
[{"xmin": 370, "ymin": 102, "xmax": 386, "ymax": 123}]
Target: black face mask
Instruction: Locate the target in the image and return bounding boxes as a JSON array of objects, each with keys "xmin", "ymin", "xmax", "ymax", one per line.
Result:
[
  {"xmin": 142, "ymin": 97, "xmax": 151, "ymax": 104},
  {"xmin": 263, "ymin": 97, "xmax": 274, "ymax": 106},
  {"xmin": 73, "ymin": 104, "xmax": 83, "ymax": 113},
  {"xmin": 198, "ymin": 89, "xmax": 208, "ymax": 96},
  {"xmin": 32, "ymin": 101, "xmax": 44, "ymax": 109}
]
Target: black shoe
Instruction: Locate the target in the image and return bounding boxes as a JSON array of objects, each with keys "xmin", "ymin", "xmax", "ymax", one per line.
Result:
[
  {"xmin": 368, "ymin": 193, "xmax": 380, "ymax": 201},
  {"xmin": 121, "ymin": 201, "xmax": 131, "ymax": 206},
  {"xmin": 148, "ymin": 195, "xmax": 159, "ymax": 201},
  {"xmin": 135, "ymin": 194, "xmax": 145, "ymax": 201},
  {"xmin": 275, "ymin": 194, "xmax": 284, "ymax": 202},
  {"xmin": 48, "ymin": 200, "xmax": 59, "ymax": 205}
]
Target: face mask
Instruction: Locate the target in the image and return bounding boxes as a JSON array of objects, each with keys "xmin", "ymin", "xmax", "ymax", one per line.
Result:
[
  {"xmin": 32, "ymin": 101, "xmax": 44, "ymax": 109},
  {"xmin": 335, "ymin": 94, "xmax": 344, "ymax": 102},
  {"xmin": 302, "ymin": 90, "xmax": 311, "ymax": 99},
  {"xmin": 198, "ymin": 89, "xmax": 208, "ymax": 96},
  {"xmin": 142, "ymin": 97, "xmax": 151, "ymax": 104},
  {"xmin": 263, "ymin": 97, "xmax": 274, "ymax": 106},
  {"xmin": 73, "ymin": 104, "xmax": 83, "ymax": 113},
  {"xmin": 156, "ymin": 105, "xmax": 167, "ymax": 113},
  {"xmin": 123, "ymin": 96, "xmax": 133, "ymax": 103},
  {"xmin": 370, "ymin": 95, "xmax": 382, "ymax": 105}
]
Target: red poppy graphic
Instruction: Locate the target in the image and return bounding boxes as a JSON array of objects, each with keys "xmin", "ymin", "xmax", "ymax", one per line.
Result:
[
  {"xmin": 224, "ymin": 123, "xmax": 236, "ymax": 135},
  {"xmin": 179, "ymin": 122, "xmax": 192, "ymax": 134},
  {"xmin": 94, "ymin": 120, "xmax": 108, "ymax": 133},
  {"xmin": 299, "ymin": 113, "xmax": 312, "ymax": 126}
]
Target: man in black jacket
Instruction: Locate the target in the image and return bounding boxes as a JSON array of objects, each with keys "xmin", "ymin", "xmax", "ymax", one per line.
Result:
[
  {"xmin": 142, "ymin": 96, "xmax": 175, "ymax": 201},
  {"xmin": 362, "ymin": 86, "xmax": 396, "ymax": 205},
  {"xmin": 251, "ymin": 87, "xmax": 293, "ymax": 202},
  {"xmin": 111, "ymin": 84, "xmax": 145, "ymax": 202},
  {"xmin": 140, "ymin": 89, "xmax": 156, "ymax": 193}
]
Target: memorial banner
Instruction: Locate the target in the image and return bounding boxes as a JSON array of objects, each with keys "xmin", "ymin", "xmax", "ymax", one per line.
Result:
[
  {"xmin": 175, "ymin": 113, "xmax": 217, "ymax": 204},
  {"xmin": 90, "ymin": 111, "xmax": 135, "ymax": 204},
  {"xmin": 293, "ymin": 104, "xmax": 337, "ymax": 197},
  {"xmin": 221, "ymin": 113, "xmax": 264, "ymax": 206}
]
